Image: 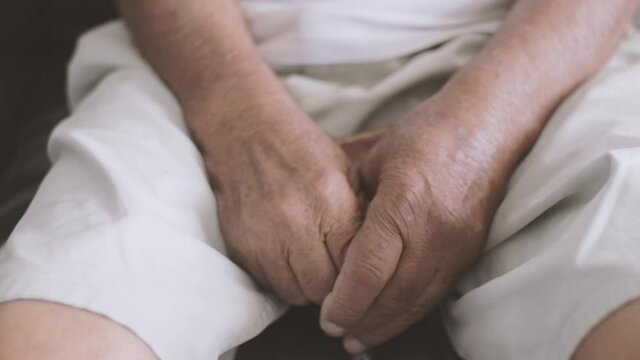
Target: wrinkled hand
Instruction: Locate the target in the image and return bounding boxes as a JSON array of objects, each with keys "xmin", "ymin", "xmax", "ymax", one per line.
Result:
[
  {"xmin": 320, "ymin": 98, "xmax": 508, "ymax": 352},
  {"xmin": 338, "ymin": 129, "xmax": 386, "ymax": 167},
  {"xmin": 206, "ymin": 102, "xmax": 367, "ymax": 306}
]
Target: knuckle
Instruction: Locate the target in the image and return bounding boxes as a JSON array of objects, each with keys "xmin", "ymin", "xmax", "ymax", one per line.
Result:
[
  {"xmin": 302, "ymin": 283, "xmax": 332, "ymax": 304},
  {"xmin": 279, "ymin": 288, "xmax": 310, "ymax": 306},
  {"xmin": 318, "ymin": 266, "xmax": 338, "ymax": 286},
  {"xmin": 274, "ymin": 193, "xmax": 307, "ymax": 226},
  {"xmin": 394, "ymin": 188, "xmax": 428, "ymax": 225},
  {"xmin": 313, "ymin": 168, "xmax": 342, "ymax": 188},
  {"xmin": 275, "ymin": 189, "xmax": 299, "ymax": 213},
  {"xmin": 373, "ymin": 176, "xmax": 433, "ymax": 249},
  {"xmin": 368, "ymin": 206, "xmax": 406, "ymax": 246},
  {"xmin": 381, "ymin": 166, "xmax": 428, "ymax": 210},
  {"xmin": 304, "ymin": 267, "xmax": 336, "ymax": 292},
  {"xmin": 312, "ymin": 170, "xmax": 353, "ymax": 204},
  {"xmin": 329, "ymin": 208, "xmax": 361, "ymax": 240}
]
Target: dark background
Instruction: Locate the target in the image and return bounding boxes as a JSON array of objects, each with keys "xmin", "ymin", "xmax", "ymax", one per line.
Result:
[
  {"xmin": 0, "ymin": 1, "xmax": 118, "ymax": 241},
  {"xmin": 0, "ymin": 1, "xmax": 458, "ymax": 359}
]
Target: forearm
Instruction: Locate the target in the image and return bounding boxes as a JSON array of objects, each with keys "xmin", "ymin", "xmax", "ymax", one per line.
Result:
[
  {"xmin": 115, "ymin": 0, "xmax": 294, "ymax": 152},
  {"xmin": 434, "ymin": 0, "xmax": 638, "ymax": 171}
]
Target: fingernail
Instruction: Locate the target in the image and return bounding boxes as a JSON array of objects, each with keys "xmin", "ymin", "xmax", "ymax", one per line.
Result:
[
  {"xmin": 343, "ymin": 336, "xmax": 368, "ymax": 354},
  {"xmin": 320, "ymin": 320, "xmax": 346, "ymax": 337},
  {"xmin": 319, "ymin": 293, "xmax": 345, "ymax": 337}
]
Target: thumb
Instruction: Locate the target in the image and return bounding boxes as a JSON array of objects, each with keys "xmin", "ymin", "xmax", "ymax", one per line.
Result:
[
  {"xmin": 320, "ymin": 189, "xmax": 403, "ymax": 335},
  {"xmin": 338, "ymin": 129, "xmax": 386, "ymax": 166}
]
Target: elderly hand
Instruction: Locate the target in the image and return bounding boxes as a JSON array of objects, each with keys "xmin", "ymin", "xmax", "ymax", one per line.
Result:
[
  {"xmin": 320, "ymin": 95, "xmax": 509, "ymax": 352},
  {"xmin": 205, "ymin": 101, "xmax": 368, "ymax": 306}
]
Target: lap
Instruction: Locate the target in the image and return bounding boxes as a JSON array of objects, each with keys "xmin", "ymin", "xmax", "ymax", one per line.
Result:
[
  {"xmin": 2, "ymin": 20, "xmax": 640, "ymax": 360},
  {"xmin": 0, "ymin": 22, "xmax": 284, "ymax": 360},
  {"xmin": 445, "ymin": 31, "xmax": 640, "ymax": 360}
]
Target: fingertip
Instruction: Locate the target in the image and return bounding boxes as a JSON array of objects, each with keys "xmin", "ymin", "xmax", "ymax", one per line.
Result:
[
  {"xmin": 319, "ymin": 320, "xmax": 345, "ymax": 338},
  {"xmin": 343, "ymin": 336, "xmax": 368, "ymax": 354},
  {"xmin": 319, "ymin": 292, "xmax": 346, "ymax": 337}
]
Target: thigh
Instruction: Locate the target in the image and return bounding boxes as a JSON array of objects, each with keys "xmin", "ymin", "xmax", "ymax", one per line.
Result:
[
  {"xmin": 572, "ymin": 298, "xmax": 640, "ymax": 360},
  {"xmin": 444, "ymin": 32, "xmax": 640, "ymax": 360},
  {"xmin": 0, "ymin": 22, "xmax": 285, "ymax": 360},
  {"xmin": 0, "ymin": 300, "xmax": 156, "ymax": 360}
]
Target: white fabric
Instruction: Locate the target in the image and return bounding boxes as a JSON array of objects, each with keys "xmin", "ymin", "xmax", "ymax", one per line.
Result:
[
  {"xmin": 0, "ymin": 7, "xmax": 640, "ymax": 360},
  {"xmin": 446, "ymin": 32, "xmax": 640, "ymax": 360},
  {"xmin": 242, "ymin": 0, "xmax": 512, "ymax": 65},
  {"xmin": 0, "ymin": 23, "xmax": 285, "ymax": 360}
]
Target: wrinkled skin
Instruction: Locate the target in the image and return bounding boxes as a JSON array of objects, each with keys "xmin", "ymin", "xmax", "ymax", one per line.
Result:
[
  {"xmin": 119, "ymin": 0, "xmax": 639, "ymax": 353},
  {"xmin": 210, "ymin": 94, "xmax": 504, "ymax": 346},
  {"xmin": 207, "ymin": 101, "xmax": 367, "ymax": 306},
  {"xmin": 321, "ymin": 97, "xmax": 507, "ymax": 351}
]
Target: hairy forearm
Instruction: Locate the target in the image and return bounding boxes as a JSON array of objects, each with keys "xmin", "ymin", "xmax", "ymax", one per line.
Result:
[
  {"xmin": 115, "ymin": 0, "xmax": 293, "ymax": 152},
  {"xmin": 434, "ymin": 0, "xmax": 638, "ymax": 171}
]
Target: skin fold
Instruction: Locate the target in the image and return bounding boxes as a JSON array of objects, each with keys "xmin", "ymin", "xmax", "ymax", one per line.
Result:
[{"xmin": 114, "ymin": 0, "xmax": 640, "ymax": 356}]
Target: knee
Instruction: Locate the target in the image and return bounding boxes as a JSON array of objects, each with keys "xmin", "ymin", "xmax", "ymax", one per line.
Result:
[
  {"xmin": 572, "ymin": 298, "xmax": 640, "ymax": 360},
  {"xmin": 0, "ymin": 300, "xmax": 157, "ymax": 360}
]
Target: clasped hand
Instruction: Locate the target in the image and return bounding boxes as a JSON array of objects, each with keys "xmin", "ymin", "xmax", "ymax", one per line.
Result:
[{"xmin": 208, "ymin": 96, "xmax": 502, "ymax": 353}]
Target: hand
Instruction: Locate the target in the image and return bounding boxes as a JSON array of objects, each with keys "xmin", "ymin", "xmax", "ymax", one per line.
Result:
[
  {"xmin": 338, "ymin": 129, "xmax": 386, "ymax": 167},
  {"xmin": 205, "ymin": 100, "xmax": 364, "ymax": 306},
  {"xmin": 320, "ymin": 96, "xmax": 509, "ymax": 352}
]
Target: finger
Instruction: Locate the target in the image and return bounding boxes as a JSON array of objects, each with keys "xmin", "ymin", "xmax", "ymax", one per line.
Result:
[
  {"xmin": 288, "ymin": 240, "xmax": 338, "ymax": 305},
  {"xmin": 255, "ymin": 250, "xmax": 310, "ymax": 306},
  {"xmin": 345, "ymin": 159, "xmax": 363, "ymax": 197},
  {"xmin": 342, "ymin": 251, "xmax": 444, "ymax": 353},
  {"xmin": 345, "ymin": 225, "xmax": 480, "ymax": 352},
  {"xmin": 337, "ymin": 128, "xmax": 386, "ymax": 146},
  {"xmin": 324, "ymin": 180, "xmax": 363, "ymax": 269},
  {"xmin": 319, "ymin": 194, "xmax": 403, "ymax": 337},
  {"xmin": 339, "ymin": 129, "xmax": 387, "ymax": 165},
  {"xmin": 343, "ymin": 286, "xmax": 444, "ymax": 354},
  {"xmin": 358, "ymin": 136, "xmax": 387, "ymax": 198}
]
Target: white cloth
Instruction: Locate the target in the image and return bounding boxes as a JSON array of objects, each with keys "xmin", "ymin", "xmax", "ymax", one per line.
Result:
[
  {"xmin": 1, "ymin": 6, "xmax": 640, "ymax": 360},
  {"xmin": 242, "ymin": 0, "xmax": 512, "ymax": 65},
  {"xmin": 446, "ymin": 31, "xmax": 640, "ymax": 360}
]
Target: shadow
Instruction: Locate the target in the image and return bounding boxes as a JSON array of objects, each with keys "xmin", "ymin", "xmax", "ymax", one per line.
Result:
[{"xmin": 237, "ymin": 306, "xmax": 460, "ymax": 360}]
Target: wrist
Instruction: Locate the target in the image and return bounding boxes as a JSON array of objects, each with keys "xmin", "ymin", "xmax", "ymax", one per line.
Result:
[
  {"xmin": 183, "ymin": 74, "xmax": 301, "ymax": 153},
  {"xmin": 181, "ymin": 55, "xmax": 288, "ymax": 115},
  {"xmin": 437, "ymin": 53, "xmax": 557, "ymax": 135},
  {"xmin": 407, "ymin": 92, "xmax": 528, "ymax": 196},
  {"xmin": 427, "ymin": 73, "xmax": 548, "ymax": 170},
  {"xmin": 188, "ymin": 97, "xmax": 319, "ymax": 184}
]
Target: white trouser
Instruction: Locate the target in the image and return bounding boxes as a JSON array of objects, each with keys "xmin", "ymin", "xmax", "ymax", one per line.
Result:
[{"xmin": 1, "ymin": 21, "xmax": 640, "ymax": 360}]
